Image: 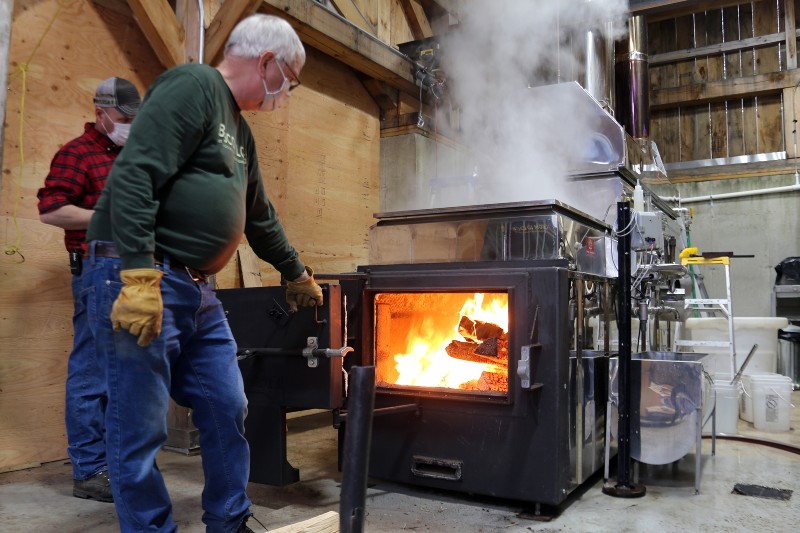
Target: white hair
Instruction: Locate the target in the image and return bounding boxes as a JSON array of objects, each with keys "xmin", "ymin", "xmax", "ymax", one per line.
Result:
[{"xmin": 224, "ymin": 14, "xmax": 306, "ymax": 68}]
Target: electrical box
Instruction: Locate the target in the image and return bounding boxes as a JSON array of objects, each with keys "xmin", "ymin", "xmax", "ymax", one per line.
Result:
[{"xmin": 632, "ymin": 211, "xmax": 663, "ymax": 250}]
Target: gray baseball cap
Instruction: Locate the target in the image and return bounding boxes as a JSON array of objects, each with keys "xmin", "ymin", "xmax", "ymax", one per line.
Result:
[{"xmin": 93, "ymin": 77, "xmax": 141, "ymax": 117}]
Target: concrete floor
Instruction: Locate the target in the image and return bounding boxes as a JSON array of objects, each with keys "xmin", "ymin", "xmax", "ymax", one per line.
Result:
[{"xmin": 1, "ymin": 394, "xmax": 798, "ymax": 533}]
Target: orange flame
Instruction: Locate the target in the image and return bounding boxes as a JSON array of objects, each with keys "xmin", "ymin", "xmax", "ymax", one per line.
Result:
[{"xmin": 393, "ymin": 293, "xmax": 508, "ymax": 388}]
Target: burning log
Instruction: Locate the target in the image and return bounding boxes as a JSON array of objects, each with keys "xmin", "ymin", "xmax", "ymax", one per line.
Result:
[
  {"xmin": 460, "ymin": 372, "xmax": 509, "ymax": 392},
  {"xmin": 474, "ymin": 337, "xmax": 499, "ymax": 356},
  {"xmin": 458, "ymin": 316, "xmax": 507, "ymax": 342},
  {"xmin": 445, "ymin": 339, "xmax": 508, "ymax": 368}
]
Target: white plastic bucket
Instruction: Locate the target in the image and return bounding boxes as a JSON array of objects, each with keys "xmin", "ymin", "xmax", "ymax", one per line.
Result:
[
  {"xmin": 705, "ymin": 375, "xmax": 739, "ymax": 434},
  {"xmin": 751, "ymin": 374, "xmax": 793, "ymax": 432},
  {"xmin": 739, "ymin": 373, "xmax": 782, "ymax": 423}
]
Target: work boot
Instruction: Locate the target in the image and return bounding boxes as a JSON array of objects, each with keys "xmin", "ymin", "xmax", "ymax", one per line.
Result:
[
  {"xmin": 73, "ymin": 470, "xmax": 114, "ymax": 502},
  {"xmin": 235, "ymin": 516, "xmax": 256, "ymax": 533}
]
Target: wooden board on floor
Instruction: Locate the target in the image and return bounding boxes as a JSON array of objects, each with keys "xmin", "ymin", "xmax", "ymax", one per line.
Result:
[{"xmin": 265, "ymin": 511, "xmax": 339, "ymax": 533}]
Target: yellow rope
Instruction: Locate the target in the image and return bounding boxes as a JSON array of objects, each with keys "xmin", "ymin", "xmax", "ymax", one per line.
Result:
[
  {"xmin": 4, "ymin": 64, "xmax": 28, "ymax": 261},
  {"xmin": 4, "ymin": 1, "xmax": 66, "ymax": 261}
]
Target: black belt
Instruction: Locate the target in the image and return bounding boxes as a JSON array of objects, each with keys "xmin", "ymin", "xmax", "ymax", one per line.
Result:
[{"xmin": 87, "ymin": 241, "xmax": 208, "ymax": 281}]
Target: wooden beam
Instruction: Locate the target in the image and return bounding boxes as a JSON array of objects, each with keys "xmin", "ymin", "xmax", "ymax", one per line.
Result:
[
  {"xmin": 93, "ymin": 0, "xmax": 132, "ymax": 17},
  {"xmin": 175, "ymin": 0, "xmax": 202, "ymax": 64},
  {"xmin": 126, "ymin": 0, "xmax": 185, "ymax": 69},
  {"xmin": 784, "ymin": 87, "xmax": 798, "ymax": 159},
  {"xmin": 641, "ymin": 0, "xmax": 764, "ymax": 23},
  {"xmin": 329, "ymin": 0, "xmax": 377, "ymax": 35},
  {"xmin": 649, "ymin": 30, "xmax": 794, "ymax": 66},
  {"xmin": 651, "ymin": 69, "xmax": 800, "ymax": 110},
  {"xmin": 203, "ymin": 0, "xmax": 262, "ymax": 65},
  {"xmin": 665, "ymin": 157, "xmax": 798, "ymax": 183},
  {"xmin": 786, "ymin": 0, "xmax": 797, "ymax": 70},
  {"xmin": 361, "ymin": 77, "xmax": 397, "ymax": 119},
  {"xmin": 398, "ymin": 0, "xmax": 433, "ymax": 40},
  {"xmin": 261, "ymin": 0, "xmax": 418, "ymax": 96}
]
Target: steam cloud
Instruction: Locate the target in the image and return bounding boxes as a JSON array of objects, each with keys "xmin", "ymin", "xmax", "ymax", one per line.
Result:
[{"xmin": 425, "ymin": 0, "xmax": 629, "ymax": 211}]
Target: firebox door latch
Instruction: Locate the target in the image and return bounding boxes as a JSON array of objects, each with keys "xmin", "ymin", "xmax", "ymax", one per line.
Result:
[
  {"xmin": 302, "ymin": 337, "xmax": 354, "ymax": 368},
  {"xmin": 517, "ymin": 344, "xmax": 543, "ymax": 390}
]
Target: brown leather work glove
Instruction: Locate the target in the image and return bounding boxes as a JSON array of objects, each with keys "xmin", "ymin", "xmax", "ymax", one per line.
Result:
[
  {"xmin": 111, "ymin": 268, "xmax": 164, "ymax": 347},
  {"xmin": 285, "ymin": 266, "xmax": 324, "ymax": 313}
]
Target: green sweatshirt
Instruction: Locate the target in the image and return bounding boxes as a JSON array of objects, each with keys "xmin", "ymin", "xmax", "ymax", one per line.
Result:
[{"xmin": 87, "ymin": 64, "xmax": 305, "ymax": 279}]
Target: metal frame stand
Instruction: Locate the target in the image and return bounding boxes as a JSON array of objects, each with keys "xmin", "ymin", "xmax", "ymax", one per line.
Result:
[{"xmin": 603, "ymin": 201, "xmax": 646, "ymax": 499}]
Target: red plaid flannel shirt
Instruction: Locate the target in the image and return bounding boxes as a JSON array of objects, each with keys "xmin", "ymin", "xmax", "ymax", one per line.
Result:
[{"xmin": 37, "ymin": 123, "xmax": 120, "ymax": 252}]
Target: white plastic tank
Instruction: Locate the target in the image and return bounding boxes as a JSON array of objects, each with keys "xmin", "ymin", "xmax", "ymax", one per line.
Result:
[{"xmin": 684, "ymin": 317, "xmax": 789, "ymax": 375}]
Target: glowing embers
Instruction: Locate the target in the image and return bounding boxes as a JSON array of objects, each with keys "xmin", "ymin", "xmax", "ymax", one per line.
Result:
[{"xmin": 374, "ymin": 292, "xmax": 509, "ymax": 394}]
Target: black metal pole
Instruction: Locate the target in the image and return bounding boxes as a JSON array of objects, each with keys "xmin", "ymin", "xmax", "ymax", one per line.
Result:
[
  {"xmin": 339, "ymin": 366, "xmax": 376, "ymax": 533},
  {"xmin": 603, "ymin": 200, "xmax": 646, "ymax": 498}
]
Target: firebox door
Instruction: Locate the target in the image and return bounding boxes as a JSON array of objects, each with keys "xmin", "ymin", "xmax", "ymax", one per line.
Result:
[{"xmin": 217, "ymin": 284, "xmax": 346, "ymax": 486}]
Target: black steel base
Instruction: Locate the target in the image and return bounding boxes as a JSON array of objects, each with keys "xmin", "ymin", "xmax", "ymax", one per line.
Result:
[{"xmin": 602, "ymin": 482, "xmax": 647, "ymax": 498}]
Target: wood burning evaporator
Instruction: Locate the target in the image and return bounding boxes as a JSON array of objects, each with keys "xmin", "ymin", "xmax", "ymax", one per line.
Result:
[{"xmin": 218, "ymin": 200, "xmax": 617, "ymax": 509}]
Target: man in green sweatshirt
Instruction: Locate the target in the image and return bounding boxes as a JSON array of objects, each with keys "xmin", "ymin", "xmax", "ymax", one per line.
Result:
[{"xmin": 84, "ymin": 14, "xmax": 322, "ymax": 533}]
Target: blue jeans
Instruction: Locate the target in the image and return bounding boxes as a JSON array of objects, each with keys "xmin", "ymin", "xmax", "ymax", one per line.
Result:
[
  {"xmin": 67, "ymin": 272, "xmax": 108, "ymax": 480},
  {"xmin": 84, "ymin": 244, "xmax": 251, "ymax": 533}
]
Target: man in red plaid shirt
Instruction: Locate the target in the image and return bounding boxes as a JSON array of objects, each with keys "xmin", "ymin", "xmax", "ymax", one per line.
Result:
[{"xmin": 36, "ymin": 77, "xmax": 141, "ymax": 503}]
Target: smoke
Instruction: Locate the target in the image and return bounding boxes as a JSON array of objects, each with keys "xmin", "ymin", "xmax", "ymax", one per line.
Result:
[{"xmin": 426, "ymin": 0, "xmax": 629, "ymax": 210}]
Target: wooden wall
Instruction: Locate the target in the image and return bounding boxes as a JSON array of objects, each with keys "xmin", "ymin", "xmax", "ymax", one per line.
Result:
[
  {"xmin": 649, "ymin": 0, "xmax": 790, "ymax": 164},
  {"xmin": 0, "ymin": 0, "xmax": 380, "ymax": 472}
]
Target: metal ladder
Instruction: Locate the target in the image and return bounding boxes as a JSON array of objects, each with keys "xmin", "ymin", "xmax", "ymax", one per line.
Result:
[{"xmin": 674, "ymin": 256, "xmax": 737, "ymax": 378}]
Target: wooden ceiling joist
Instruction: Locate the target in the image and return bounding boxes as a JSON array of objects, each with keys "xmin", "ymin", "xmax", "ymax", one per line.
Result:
[
  {"xmin": 122, "ymin": 0, "xmax": 261, "ymax": 69},
  {"xmin": 261, "ymin": 0, "xmax": 419, "ymax": 96},
  {"xmin": 399, "ymin": 0, "xmax": 433, "ymax": 40},
  {"xmin": 203, "ymin": 0, "xmax": 263, "ymax": 65},
  {"xmin": 329, "ymin": 0, "xmax": 377, "ymax": 36},
  {"xmin": 117, "ymin": 1, "xmax": 421, "ymax": 98},
  {"xmin": 126, "ymin": 0, "xmax": 185, "ymax": 69}
]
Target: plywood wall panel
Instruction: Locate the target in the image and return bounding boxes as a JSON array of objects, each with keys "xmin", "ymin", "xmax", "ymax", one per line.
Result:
[
  {"xmin": 1, "ymin": 0, "xmax": 164, "ymax": 470},
  {"xmin": 1, "ymin": 1, "xmax": 380, "ymax": 471}
]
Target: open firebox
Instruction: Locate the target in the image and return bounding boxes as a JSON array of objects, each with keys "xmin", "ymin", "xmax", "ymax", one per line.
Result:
[{"xmin": 217, "ymin": 200, "xmax": 614, "ymax": 507}]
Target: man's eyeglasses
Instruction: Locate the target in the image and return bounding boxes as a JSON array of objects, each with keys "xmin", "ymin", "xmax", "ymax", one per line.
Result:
[{"xmin": 277, "ymin": 57, "xmax": 301, "ymax": 93}]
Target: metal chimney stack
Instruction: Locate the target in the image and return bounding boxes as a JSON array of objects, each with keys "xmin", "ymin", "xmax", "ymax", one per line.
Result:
[{"xmin": 615, "ymin": 15, "xmax": 649, "ymax": 140}]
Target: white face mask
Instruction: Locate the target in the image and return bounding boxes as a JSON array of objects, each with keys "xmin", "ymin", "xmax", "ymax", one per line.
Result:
[
  {"xmin": 101, "ymin": 110, "xmax": 132, "ymax": 146},
  {"xmin": 260, "ymin": 78, "xmax": 289, "ymax": 112},
  {"xmin": 260, "ymin": 59, "xmax": 291, "ymax": 111},
  {"xmin": 107, "ymin": 122, "xmax": 131, "ymax": 146}
]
